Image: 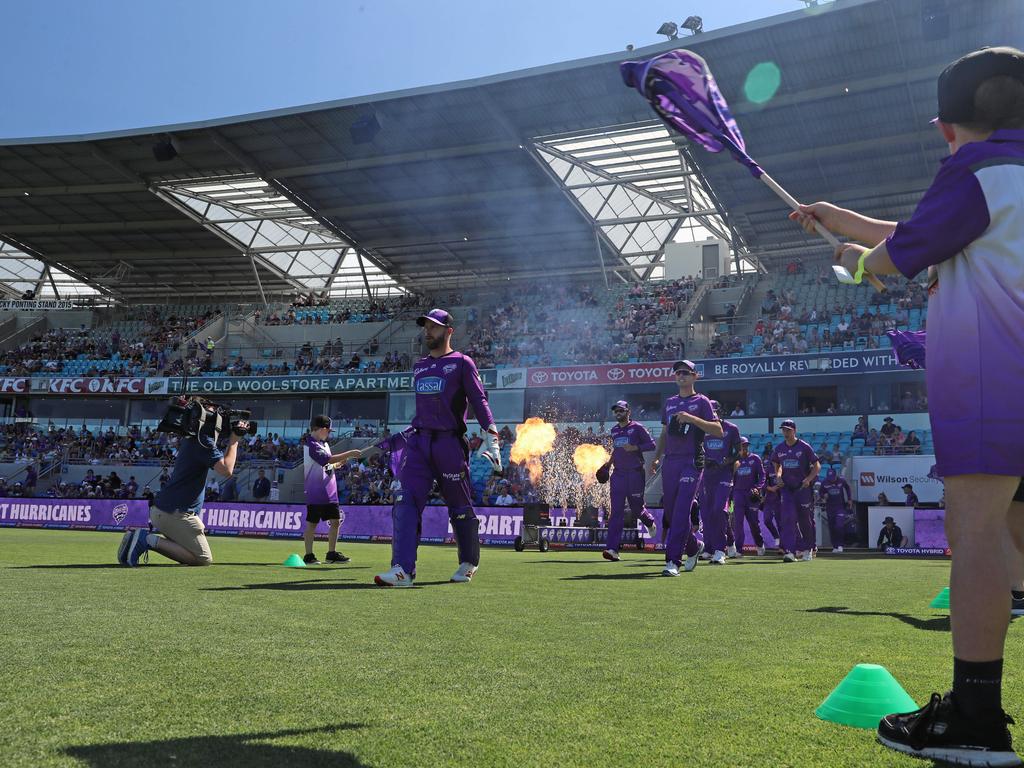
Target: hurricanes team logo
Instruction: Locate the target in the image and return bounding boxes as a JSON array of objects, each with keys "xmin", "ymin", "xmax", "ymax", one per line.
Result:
[
  {"xmin": 442, "ymin": 363, "xmax": 457, "ymax": 375},
  {"xmin": 112, "ymin": 503, "xmax": 129, "ymax": 524}
]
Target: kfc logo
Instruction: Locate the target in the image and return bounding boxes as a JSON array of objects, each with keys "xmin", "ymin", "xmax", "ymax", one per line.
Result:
[
  {"xmin": 607, "ymin": 368, "xmax": 625, "ymax": 381},
  {"xmin": 859, "ymin": 472, "xmax": 876, "ymax": 487},
  {"xmin": 531, "ymin": 371, "xmax": 549, "ymax": 384}
]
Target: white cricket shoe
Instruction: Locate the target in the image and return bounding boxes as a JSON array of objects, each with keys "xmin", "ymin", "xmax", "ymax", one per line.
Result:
[
  {"xmin": 683, "ymin": 541, "xmax": 705, "ymax": 572},
  {"xmin": 833, "ymin": 546, "xmax": 844, "ymax": 554},
  {"xmin": 374, "ymin": 564, "xmax": 414, "ymax": 587},
  {"xmin": 710, "ymin": 550, "xmax": 727, "ymax": 565},
  {"xmin": 602, "ymin": 549, "xmax": 620, "ymax": 562},
  {"xmin": 726, "ymin": 544, "xmax": 738, "ymax": 558},
  {"xmin": 450, "ymin": 562, "xmax": 478, "ymax": 583},
  {"xmin": 662, "ymin": 561, "xmax": 680, "ymax": 577},
  {"xmin": 801, "ymin": 551, "xmax": 813, "ymax": 561},
  {"xmin": 699, "ymin": 551, "xmax": 713, "ymax": 561},
  {"xmin": 756, "ymin": 545, "xmax": 766, "ymax": 556},
  {"xmin": 783, "ymin": 552, "xmax": 797, "ymax": 563}
]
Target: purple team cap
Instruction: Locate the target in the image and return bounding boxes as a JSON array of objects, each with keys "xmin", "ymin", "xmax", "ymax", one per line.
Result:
[
  {"xmin": 416, "ymin": 308, "xmax": 454, "ymax": 328},
  {"xmin": 780, "ymin": 419, "xmax": 797, "ymax": 431},
  {"xmin": 739, "ymin": 436, "xmax": 749, "ymax": 445},
  {"xmin": 611, "ymin": 400, "xmax": 629, "ymax": 412},
  {"xmin": 673, "ymin": 360, "xmax": 697, "ymax": 374},
  {"xmin": 310, "ymin": 415, "xmax": 332, "ymax": 431},
  {"xmin": 937, "ymin": 46, "xmax": 1024, "ymax": 123}
]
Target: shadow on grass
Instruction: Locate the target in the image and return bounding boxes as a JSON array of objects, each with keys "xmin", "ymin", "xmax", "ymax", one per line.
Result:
[
  {"xmin": 561, "ymin": 571, "xmax": 665, "ymax": 582},
  {"xmin": 204, "ymin": 578, "xmax": 452, "ymax": 592},
  {"xmin": 804, "ymin": 605, "xmax": 950, "ymax": 632},
  {"xmin": 63, "ymin": 723, "xmax": 367, "ymax": 767},
  {"xmin": 11, "ymin": 562, "xmax": 368, "ymax": 570}
]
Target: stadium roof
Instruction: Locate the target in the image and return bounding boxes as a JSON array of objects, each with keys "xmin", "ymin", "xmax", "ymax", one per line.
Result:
[{"xmin": 0, "ymin": 0, "xmax": 1018, "ymax": 304}]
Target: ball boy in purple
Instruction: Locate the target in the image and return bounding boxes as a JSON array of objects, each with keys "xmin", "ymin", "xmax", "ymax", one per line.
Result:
[
  {"xmin": 698, "ymin": 400, "xmax": 741, "ymax": 564},
  {"xmin": 302, "ymin": 415, "xmax": 363, "ymax": 565},
  {"xmin": 374, "ymin": 309, "xmax": 501, "ymax": 588},
  {"xmin": 649, "ymin": 360, "xmax": 722, "ymax": 576},
  {"xmin": 602, "ymin": 400, "xmax": 658, "ymax": 561},
  {"xmin": 769, "ymin": 420, "xmax": 819, "ymax": 562},
  {"xmin": 732, "ymin": 437, "xmax": 767, "ymax": 555},
  {"xmin": 818, "ymin": 467, "xmax": 852, "ymax": 553},
  {"xmin": 790, "ymin": 47, "xmax": 1024, "ymax": 761}
]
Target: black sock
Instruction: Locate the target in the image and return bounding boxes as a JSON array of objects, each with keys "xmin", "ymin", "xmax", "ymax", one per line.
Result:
[
  {"xmin": 952, "ymin": 658, "xmax": 1003, "ymax": 718},
  {"xmin": 1012, "ymin": 590, "xmax": 1024, "ymax": 601}
]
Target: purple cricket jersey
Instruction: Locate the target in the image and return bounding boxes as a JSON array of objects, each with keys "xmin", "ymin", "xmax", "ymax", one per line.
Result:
[
  {"xmin": 375, "ymin": 428, "xmax": 414, "ymax": 477},
  {"xmin": 411, "ymin": 351, "xmax": 495, "ymax": 433},
  {"xmin": 770, "ymin": 439, "xmax": 817, "ymax": 491},
  {"xmin": 819, "ymin": 474, "xmax": 852, "ymax": 508},
  {"xmin": 703, "ymin": 419, "xmax": 740, "ymax": 467},
  {"xmin": 610, "ymin": 420, "xmax": 656, "ymax": 471},
  {"xmin": 886, "ymin": 129, "xmax": 1024, "ymax": 477},
  {"xmin": 662, "ymin": 393, "xmax": 716, "ymax": 465},
  {"xmin": 303, "ymin": 436, "xmax": 338, "ymax": 505},
  {"xmin": 733, "ymin": 454, "xmax": 765, "ymax": 493}
]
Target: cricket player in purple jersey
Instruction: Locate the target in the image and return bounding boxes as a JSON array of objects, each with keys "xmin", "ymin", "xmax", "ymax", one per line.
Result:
[
  {"xmin": 301, "ymin": 415, "xmax": 363, "ymax": 565},
  {"xmin": 769, "ymin": 420, "xmax": 820, "ymax": 563},
  {"xmin": 791, "ymin": 48, "xmax": 1024, "ymax": 761},
  {"xmin": 697, "ymin": 400, "xmax": 741, "ymax": 565},
  {"xmin": 818, "ymin": 468, "xmax": 853, "ymax": 553},
  {"xmin": 649, "ymin": 360, "xmax": 722, "ymax": 576},
  {"xmin": 373, "ymin": 309, "xmax": 501, "ymax": 588},
  {"xmin": 761, "ymin": 473, "xmax": 782, "ymax": 552},
  {"xmin": 731, "ymin": 437, "xmax": 767, "ymax": 556},
  {"xmin": 601, "ymin": 400, "xmax": 658, "ymax": 562}
]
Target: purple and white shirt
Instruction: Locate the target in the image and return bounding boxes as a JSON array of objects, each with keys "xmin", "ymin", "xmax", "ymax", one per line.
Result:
[
  {"xmin": 733, "ymin": 454, "xmax": 765, "ymax": 494},
  {"xmin": 610, "ymin": 420, "xmax": 656, "ymax": 471},
  {"xmin": 303, "ymin": 435, "xmax": 338, "ymax": 505},
  {"xmin": 770, "ymin": 439, "xmax": 817, "ymax": 491},
  {"xmin": 703, "ymin": 419, "xmax": 741, "ymax": 469},
  {"xmin": 411, "ymin": 351, "xmax": 495, "ymax": 434},
  {"xmin": 661, "ymin": 392, "xmax": 716, "ymax": 467}
]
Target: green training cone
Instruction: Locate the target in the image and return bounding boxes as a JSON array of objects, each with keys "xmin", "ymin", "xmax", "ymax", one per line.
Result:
[
  {"xmin": 930, "ymin": 587, "xmax": 950, "ymax": 610},
  {"xmin": 815, "ymin": 664, "xmax": 918, "ymax": 730},
  {"xmin": 282, "ymin": 553, "xmax": 306, "ymax": 568}
]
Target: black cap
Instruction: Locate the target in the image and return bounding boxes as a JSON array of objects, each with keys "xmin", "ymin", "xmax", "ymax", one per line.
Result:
[
  {"xmin": 902, "ymin": 484, "xmax": 913, "ymax": 490},
  {"xmin": 937, "ymin": 46, "xmax": 1024, "ymax": 123},
  {"xmin": 883, "ymin": 516, "xmax": 895, "ymax": 524},
  {"xmin": 310, "ymin": 415, "xmax": 332, "ymax": 430},
  {"xmin": 416, "ymin": 308, "xmax": 454, "ymax": 328}
]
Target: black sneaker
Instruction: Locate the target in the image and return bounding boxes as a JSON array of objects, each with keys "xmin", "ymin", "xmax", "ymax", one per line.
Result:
[
  {"xmin": 877, "ymin": 691, "xmax": 1021, "ymax": 766},
  {"xmin": 325, "ymin": 551, "xmax": 350, "ymax": 564},
  {"xmin": 303, "ymin": 553, "xmax": 320, "ymax": 565},
  {"xmin": 1012, "ymin": 595, "xmax": 1024, "ymax": 617}
]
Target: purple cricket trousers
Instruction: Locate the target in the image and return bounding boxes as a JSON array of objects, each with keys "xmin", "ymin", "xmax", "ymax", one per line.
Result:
[
  {"xmin": 779, "ymin": 485, "xmax": 815, "ymax": 554},
  {"xmin": 733, "ymin": 494, "xmax": 765, "ymax": 550},
  {"xmin": 698, "ymin": 465, "xmax": 733, "ymax": 554},
  {"xmin": 664, "ymin": 462, "xmax": 704, "ymax": 566},
  {"xmin": 607, "ymin": 467, "xmax": 656, "ymax": 552}
]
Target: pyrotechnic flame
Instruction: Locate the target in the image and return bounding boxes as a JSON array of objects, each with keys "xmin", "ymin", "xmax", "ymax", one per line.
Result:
[
  {"xmin": 573, "ymin": 444, "xmax": 611, "ymax": 486},
  {"xmin": 510, "ymin": 417, "xmax": 557, "ymax": 484}
]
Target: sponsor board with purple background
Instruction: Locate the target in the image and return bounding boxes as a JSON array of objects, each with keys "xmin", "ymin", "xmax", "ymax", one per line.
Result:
[{"xmin": 0, "ymin": 498, "xmax": 780, "ymax": 551}]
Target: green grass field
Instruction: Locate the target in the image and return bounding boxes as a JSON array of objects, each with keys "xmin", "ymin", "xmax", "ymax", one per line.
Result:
[{"xmin": 1, "ymin": 529, "xmax": 1019, "ymax": 767}]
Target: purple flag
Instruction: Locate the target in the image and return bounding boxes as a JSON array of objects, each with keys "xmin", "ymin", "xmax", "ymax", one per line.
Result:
[
  {"xmin": 886, "ymin": 330, "xmax": 927, "ymax": 370},
  {"xmin": 621, "ymin": 49, "xmax": 762, "ymax": 177}
]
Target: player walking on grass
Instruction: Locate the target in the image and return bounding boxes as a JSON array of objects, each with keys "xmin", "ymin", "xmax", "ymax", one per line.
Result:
[
  {"xmin": 698, "ymin": 400, "xmax": 741, "ymax": 564},
  {"xmin": 649, "ymin": 360, "xmax": 722, "ymax": 576},
  {"xmin": 818, "ymin": 468, "xmax": 852, "ymax": 553},
  {"xmin": 769, "ymin": 420, "xmax": 819, "ymax": 563},
  {"xmin": 731, "ymin": 437, "xmax": 767, "ymax": 556},
  {"xmin": 762, "ymin": 473, "xmax": 783, "ymax": 553},
  {"xmin": 600, "ymin": 400, "xmax": 658, "ymax": 562},
  {"xmin": 302, "ymin": 415, "xmax": 362, "ymax": 565},
  {"xmin": 374, "ymin": 309, "xmax": 501, "ymax": 588},
  {"xmin": 791, "ymin": 46, "xmax": 1024, "ymax": 764}
]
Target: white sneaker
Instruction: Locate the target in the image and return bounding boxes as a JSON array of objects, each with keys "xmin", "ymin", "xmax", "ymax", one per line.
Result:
[
  {"xmin": 662, "ymin": 561, "xmax": 680, "ymax": 577},
  {"xmin": 783, "ymin": 552, "xmax": 797, "ymax": 562},
  {"xmin": 710, "ymin": 550, "xmax": 726, "ymax": 565},
  {"xmin": 450, "ymin": 562, "xmax": 478, "ymax": 583},
  {"xmin": 726, "ymin": 544, "xmax": 738, "ymax": 558},
  {"xmin": 801, "ymin": 551, "xmax": 813, "ymax": 561},
  {"xmin": 833, "ymin": 546, "xmax": 844, "ymax": 553},
  {"xmin": 756, "ymin": 545, "xmax": 766, "ymax": 556},
  {"xmin": 699, "ymin": 551, "xmax": 712, "ymax": 561},
  {"xmin": 602, "ymin": 549, "xmax": 620, "ymax": 562},
  {"xmin": 683, "ymin": 541, "xmax": 705, "ymax": 572},
  {"xmin": 374, "ymin": 564, "xmax": 414, "ymax": 587}
]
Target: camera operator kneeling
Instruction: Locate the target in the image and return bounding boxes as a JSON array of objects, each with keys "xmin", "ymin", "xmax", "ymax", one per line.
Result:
[{"xmin": 119, "ymin": 405, "xmax": 247, "ymax": 567}]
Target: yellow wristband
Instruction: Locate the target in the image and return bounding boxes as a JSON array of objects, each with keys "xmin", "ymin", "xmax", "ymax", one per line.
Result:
[{"xmin": 853, "ymin": 247, "xmax": 872, "ymax": 284}]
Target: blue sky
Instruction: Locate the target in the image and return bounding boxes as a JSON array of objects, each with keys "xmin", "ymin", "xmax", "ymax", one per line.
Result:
[{"xmin": 0, "ymin": 0, "xmax": 807, "ymax": 138}]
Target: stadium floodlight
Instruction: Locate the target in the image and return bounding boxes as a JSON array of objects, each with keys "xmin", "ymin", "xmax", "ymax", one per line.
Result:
[
  {"xmin": 657, "ymin": 21, "xmax": 679, "ymax": 40},
  {"xmin": 681, "ymin": 16, "xmax": 703, "ymax": 34}
]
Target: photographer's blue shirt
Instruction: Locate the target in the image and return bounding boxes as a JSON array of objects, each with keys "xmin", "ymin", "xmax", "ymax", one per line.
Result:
[{"xmin": 154, "ymin": 436, "xmax": 223, "ymax": 515}]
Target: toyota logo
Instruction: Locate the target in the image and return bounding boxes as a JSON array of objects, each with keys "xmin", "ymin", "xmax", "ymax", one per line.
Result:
[
  {"xmin": 607, "ymin": 368, "xmax": 625, "ymax": 381},
  {"xmin": 531, "ymin": 371, "xmax": 548, "ymax": 384}
]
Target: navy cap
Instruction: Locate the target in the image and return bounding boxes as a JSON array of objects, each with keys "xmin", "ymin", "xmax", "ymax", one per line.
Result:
[
  {"xmin": 780, "ymin": 419, "xmax": 796, "ymax": 430},
  {"xmin": 937, "ymin": 46, "xmax": 1024, "ymax": 123},
  {"xmin": 416, "ymin": 308, "xmax": 454, "ymax": 328},
  {"xmin": 611, "ymin": 400, "xmax": 629, "ymax": 412},
  {"xmin": 310, "ymin": 415, "xmax": 332, "ymax": 430},
  {"xmin": 673, "ymin": 360, "xmax": 697, "ymax": 373}
]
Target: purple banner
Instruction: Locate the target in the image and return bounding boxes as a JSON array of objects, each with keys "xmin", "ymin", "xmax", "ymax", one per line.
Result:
[
  {"xmin": 913, "ymin": 507, "xmax": 948, "ymax": 549},
  {"xmin": 0, "ymin": 497, "xmax": 149, "ymax": 531}
]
